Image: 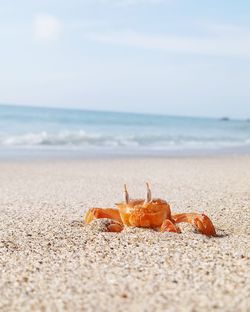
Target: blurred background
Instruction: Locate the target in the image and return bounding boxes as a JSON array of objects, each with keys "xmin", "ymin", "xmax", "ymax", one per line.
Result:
[{"xmin": 0, "ymin": 0, "xmax": 250, "ymax": 157}]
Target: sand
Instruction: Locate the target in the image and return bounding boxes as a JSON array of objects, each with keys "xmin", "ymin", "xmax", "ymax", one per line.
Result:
[{"xmin": 0, "ymin": 155, "xmax": 249, "ymax": 312}]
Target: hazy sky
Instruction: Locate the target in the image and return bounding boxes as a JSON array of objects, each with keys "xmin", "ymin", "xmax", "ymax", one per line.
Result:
[{"xmin": 0, "ymin": 0, "xmax": 250, "ymax": 118}]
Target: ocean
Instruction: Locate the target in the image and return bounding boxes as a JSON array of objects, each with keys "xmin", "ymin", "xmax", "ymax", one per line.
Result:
[{"xmin": 0, "ymin": 104, "xmax": 250, "ymax": 158}]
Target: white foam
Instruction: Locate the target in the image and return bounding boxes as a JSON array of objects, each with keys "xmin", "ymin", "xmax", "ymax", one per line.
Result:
[{"xmin": 0, "ymin": 130, "xmax": 249, "ymax": 151}]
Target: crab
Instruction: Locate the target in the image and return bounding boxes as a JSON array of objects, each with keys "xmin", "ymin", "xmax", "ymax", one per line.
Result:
[{"xmin": 84, "ymin": 183, "xmax": 216, "ymax": 236}]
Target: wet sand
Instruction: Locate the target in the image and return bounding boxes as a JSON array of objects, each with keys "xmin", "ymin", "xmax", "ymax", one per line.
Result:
[{"xmin": 0, "ymin": 156, "xmax": 249, "ymax": 311}]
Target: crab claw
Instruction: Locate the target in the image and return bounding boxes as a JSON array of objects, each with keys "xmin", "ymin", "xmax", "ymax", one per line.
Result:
[
  {"xmin": 84, "ymin": 208, "xmax": 123, "ymax": 232},
  {"xmin": 193, "ymin": 214, "xmax": 216, "ymax": 236},
  {"xmin": 160, "ymin": 219, "xmax": 181, "ymax": 233},
  {"xmin": 172, "ymin": 213, "xmax": 216, "ymax": 236},
  {"xmin": 105, "ymin": 220, "xmax": 124, "ymax": 232},
  {"xmin": 87, "ymin": 218, "xmax": 124, "ymax": 232}
]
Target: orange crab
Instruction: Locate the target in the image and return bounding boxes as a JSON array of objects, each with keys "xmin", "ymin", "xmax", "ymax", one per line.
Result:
[{"xmin": 84, "ymin": 183, "xmax": 216, "ymax": 236}]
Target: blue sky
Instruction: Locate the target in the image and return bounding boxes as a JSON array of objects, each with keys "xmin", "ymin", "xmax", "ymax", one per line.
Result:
[{"xmin": 0, "ymin": 0, "xmax": 250, "ymax": 118}]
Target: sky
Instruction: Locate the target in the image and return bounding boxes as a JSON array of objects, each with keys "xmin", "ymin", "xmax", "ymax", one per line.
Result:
[{"xmin": 0, "ymin": 0, "xmax": 250, "ymax": 118}]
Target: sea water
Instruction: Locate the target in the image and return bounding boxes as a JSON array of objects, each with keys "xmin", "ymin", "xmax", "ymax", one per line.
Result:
[{"xmin": 0, "ymin": 104, "xmax": 250, "ymax": 157}]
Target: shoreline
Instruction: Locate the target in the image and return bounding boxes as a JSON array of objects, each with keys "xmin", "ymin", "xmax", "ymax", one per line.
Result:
[{"xmin": 0, "ymin": 145, "xmax": 250, "ymax": 161}]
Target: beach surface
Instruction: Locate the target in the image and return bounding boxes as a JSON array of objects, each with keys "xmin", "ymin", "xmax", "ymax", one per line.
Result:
[{"xmin": 0, "ymin": 156, "xmax": 249, "ymax": 312}]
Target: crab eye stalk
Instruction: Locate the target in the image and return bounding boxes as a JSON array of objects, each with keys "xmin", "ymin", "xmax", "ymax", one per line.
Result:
[
  {"xmin": 145, "ymin": 182, "xmax": 152, "ymax": 202},
  {"xmin": 124, "ymin": 184, "xmax": 129, "ymax": 204}
]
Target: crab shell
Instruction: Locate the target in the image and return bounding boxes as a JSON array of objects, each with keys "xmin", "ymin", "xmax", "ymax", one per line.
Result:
[{"xmin": 116, "ymin": 198, "xmax": 171, "ymax": 228}]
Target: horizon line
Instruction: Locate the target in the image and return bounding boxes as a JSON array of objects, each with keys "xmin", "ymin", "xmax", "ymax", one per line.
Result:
[{"xmin": 0, "ymin": 102, "xmax": 247, "ymax": 122}]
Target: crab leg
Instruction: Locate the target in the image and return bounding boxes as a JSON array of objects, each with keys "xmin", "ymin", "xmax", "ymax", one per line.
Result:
[
  {"xmin": 84, "ymin": 208, "xmax": 123, "ymax": 232},
  {"xmin": 84, "ymin": 208, "xmax": 122, "ymax": 224},
  {"xmin": 160, "ymin": 219, "xmax": 181, "ymax": 233},
  {"xmin": 172, "ymin": 213, "xmax": 216, "ymax": 236}
]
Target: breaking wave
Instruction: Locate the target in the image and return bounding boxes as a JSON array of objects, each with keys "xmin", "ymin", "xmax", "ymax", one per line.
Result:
[
  {"xmin": 0, "ymin": 130, "xmax": 249, "ymax": 150},
  {"xmin": 0, "ymin": 105, "xmax": 250, "ymax": 155}
]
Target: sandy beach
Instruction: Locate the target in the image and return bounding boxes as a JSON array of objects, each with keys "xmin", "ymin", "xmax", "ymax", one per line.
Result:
[{"xmin": 0, "ymin": 155, "xmax": 249, "ymax": 312}]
